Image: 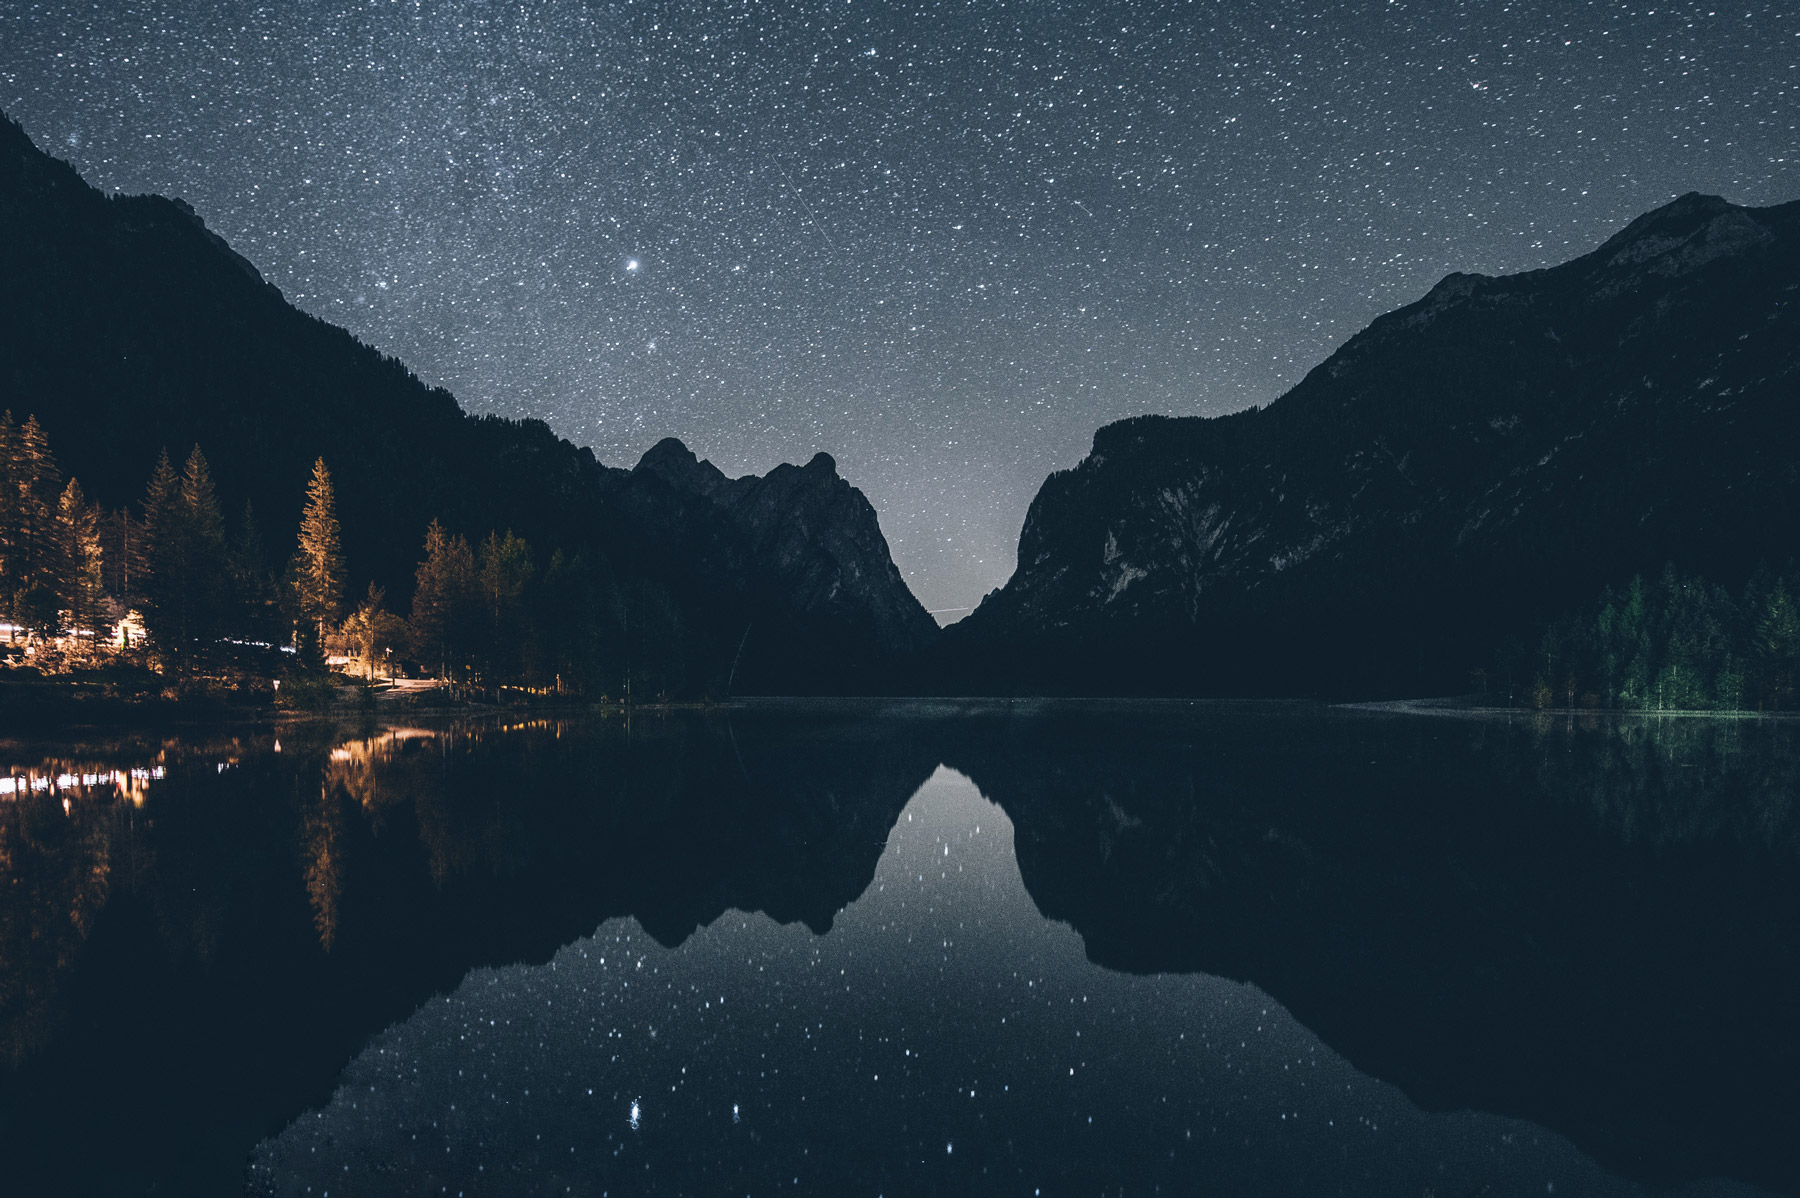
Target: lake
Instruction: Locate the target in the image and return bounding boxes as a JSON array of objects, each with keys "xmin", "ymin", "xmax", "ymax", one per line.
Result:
[{"xmin": 1, "ymin": 701, "xmax": 1795, "ymax": 1196}]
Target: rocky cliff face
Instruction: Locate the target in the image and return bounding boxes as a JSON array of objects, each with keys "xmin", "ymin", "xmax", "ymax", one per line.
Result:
[
  {"xmin": 940, "ymin": 192, "xmax": 1800, "ymax": 696},
  {"xmin": 0, "ymin": 109, "xmax": 932, "ymax": 693},
  {"xmin": 623, "ymin": 439, "xmax": 937, "ymax": 655}
]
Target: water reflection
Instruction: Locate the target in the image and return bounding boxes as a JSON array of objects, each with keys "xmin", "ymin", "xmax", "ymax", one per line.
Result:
[
  {"xmin": 254, "ymin": 768, "xmax": 1700, "ymax": 1198},
  {"xmin": 0, "ymin": 705, "xmax": 1794, "ymax": 1196},
  {"xmin": 941, "ymin": 706, "xmax": 1800, "ymax": 1191},
  {"xmin": 0, "ymin": 780, "xmax": 111, "ymax": 1067},
  {"xmin": 0, "ymin": 711, "xmax": 940, "ymax": 1197}
]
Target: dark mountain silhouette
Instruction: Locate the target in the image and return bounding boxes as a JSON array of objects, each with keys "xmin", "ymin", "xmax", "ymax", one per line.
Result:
[
  {"xmin": 607, "ymin": 439, "xmax": 939, "ymax": 688},
  {"xmin": 933, "ymin": 704, "xmax": 1800, "ymax": 1194},
  {"xmin": 0, "ymin": 110, "xmax": 933, "ymax": 693},
  {"xmin": 0, "ymin": 714, "xmax": 939, "ymax": 1195},
  {"xmin": 933, "ymin": 192, "xmax": 1800, "ymax": 697}
]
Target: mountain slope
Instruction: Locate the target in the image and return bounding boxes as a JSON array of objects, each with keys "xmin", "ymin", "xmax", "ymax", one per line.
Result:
[
  {"xmin": 937, "ymin": 192, "xmax": 1800, "ymax": 696},
  {"xmin": 620, "ymin": 439, "xmax": 938, "ymax": 659},
  {"xmin": 0, "ymin": 110, "xmax": 934, "ymax": 692}
]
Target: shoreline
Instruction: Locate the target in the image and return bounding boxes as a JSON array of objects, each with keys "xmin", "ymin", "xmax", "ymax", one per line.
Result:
[
  {"xmin": 10, "ymin": 672, "xmax": 1797, "ymax": 732},
  {"xmin": 1340, "ymin": 696, "xmax": 1800, "ymax": 720}
]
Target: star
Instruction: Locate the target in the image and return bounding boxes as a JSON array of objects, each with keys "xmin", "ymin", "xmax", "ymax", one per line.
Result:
[{"xmin": 2, "ymin": 0, "xmax": 1790, "ymax": 620}]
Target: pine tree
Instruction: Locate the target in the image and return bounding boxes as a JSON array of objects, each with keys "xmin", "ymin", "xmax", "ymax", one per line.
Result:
[
  {"xmin": 56, "ymin": 478, "xmax": 104, "ymax": 652},
  {"xmin": 138, "ymin": 449, "xmax": 182, "ymax": 659},
  {"xmin": 140, "ymin": 446, "xmax": 229, "ymax": 678},
  {"xmin": 141, "ymin": 449, "xmax": 180, "ymax": 552},
  {"xmin": 180, "ymin": 446, "xmax": 228, "ymax": 562},
  {"xmin": 291, "ymin": 457, "xmax": 347, "ymax": 647},
  {"xmin": 226, "ymin": 500, "xmax": 279, "ymax": 644},
  {"xmin": 1752, "ymin": 580, "xmax": 1800, "ymax": 709},
  {"xmin": 477, "ymin": 529, "xmax": 534, "ymax": 685},
  {"xmin": 102, "ymin": 507, "xmax": 145, "ymax": 621},
  {"xmin": 624, "ymin": 577, "xmax": 686, "ymax": 703},
  {"xmin": 0, "ymin": 412, "xmax": 16, "ymax": 631},
  {"xmin": 534, "ymin": 550, "xmax": 621, "ymax": 696},
  {"xmin": 179, "ymin": 446, "xmax": 229, "ymax": 656},
  {"xmin": 410, "ymin": 519, "xmax": 478, "ymax": 680},
  {"xmin": 1, "ymin": 413, "xmax": 64, "ymax": 638}
]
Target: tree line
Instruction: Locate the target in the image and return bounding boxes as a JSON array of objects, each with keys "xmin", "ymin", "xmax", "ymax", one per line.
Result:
[
  {"xmin": 1487, "ymin": 563, "xmax": 1800, "ymax": 712},
  {"xmin": 1, "ymin": 410, "xmax": 688, "ymax": 700}
]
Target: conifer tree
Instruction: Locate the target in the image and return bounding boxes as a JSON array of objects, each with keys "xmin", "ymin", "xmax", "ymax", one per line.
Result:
[
  {"xmin": 227, "ymin": 500, "xmax": 279, "ymax": 644},
  {"xmin": 0, "ymin": 413, "xmax": 64, "ymax": 638},
  {"xmin": 180, "ymin": 446, "xmax": 228, "ymax": 565},
  {"xmin": 534, "ymin": 550, "xmax": 620, "ymax": 696},
  {"xmin": 180, "ymin": 447, "xmax": 229, "ymax": 657},
  {"xmin": 141, "ymin": 447, "xmax": 179, "ymax": 546},
  {"xmin": 56, "ymin": 478, "xmax": 104, "ymax": 651},
  {"xmin": 291, "ymin": 457, "xmax": 347, "ymax": 647},
  {"xmin": 410, "ymin": 519, "xmax": 478, "ymax": 680},
  {"xmin": 141, "ymin": 446, "xmax": 229, "ymax": 677},
  {"xmin": 0, "ymin": 412, "xmax": 17, "ymax": 629},
  {"xmin": 138, "ymin": 449, "xmax": 181, "ymax": 654},
  {"xmin": 477, "ymin": 529, "xmax": 534, "ymax": 684},
  {"xmin": 1751, "ymin": 580, "xmax": 1800, "ymax": 709},
  {"xmin": 624, "ymin": 577, "xmax": 686, "ymax": 702},
  {"xmin": 102, "ymin": 507, "xmax": 145, "ymax": 622}
]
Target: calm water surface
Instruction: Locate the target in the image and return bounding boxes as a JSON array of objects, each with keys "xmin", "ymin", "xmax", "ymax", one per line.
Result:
[{"xmin": 1, "ymin": 702, "xmax": 1795, "ymax": 1196}]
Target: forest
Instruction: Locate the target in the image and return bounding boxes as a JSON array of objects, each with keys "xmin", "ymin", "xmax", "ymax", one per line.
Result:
[
  {"xmin": 0, "ymin": 410, "xmax": 689, "ymax": 704},
  {"xmin": 1493, "ymin": 564, "xmax": 1800, "ymax": 712}
]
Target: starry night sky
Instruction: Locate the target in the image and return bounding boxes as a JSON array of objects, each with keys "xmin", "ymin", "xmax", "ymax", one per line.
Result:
[{"xmin": 2, "ymin": 2, "xmax": 1796, "ymax": 615}]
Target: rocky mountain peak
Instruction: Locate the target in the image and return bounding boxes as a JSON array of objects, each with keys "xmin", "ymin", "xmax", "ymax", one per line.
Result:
[
  {"xmin": 607, "ymin": 436, "xmax": 938, "ymax": 662},
  {"xmin": 633, "ymin": 436, "xmax": 731, "ymax": 500},
  {"xmin": 1595, "ymin": 192, "xmax": 1734, "ymax": 256},
  {"xmin": 1591, "ymin": 191, "xmax": 1774, "ymax": 280}
]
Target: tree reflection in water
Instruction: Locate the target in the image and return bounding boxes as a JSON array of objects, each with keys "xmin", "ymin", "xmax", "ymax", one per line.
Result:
[
  {"xmin": 0, "ymin": 704, "xmax": 1793, "ymax": 1196},
  {"xmin": 0, "ymin": 783, "xmax": 111, "ymax": 1066}
]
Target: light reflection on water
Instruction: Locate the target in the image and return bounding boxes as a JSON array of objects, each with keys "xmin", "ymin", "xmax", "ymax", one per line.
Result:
[
  {"xmin": 0, "ymin": 763, "xmax": 164, "ymax": 802},
  {"xmin": 250, "ymin": 766, "xmax": 1756, "ymax": 1198},
  {"xmin": 3, "ymin": 706, "xmax": 1797, "ymax": 1197}
]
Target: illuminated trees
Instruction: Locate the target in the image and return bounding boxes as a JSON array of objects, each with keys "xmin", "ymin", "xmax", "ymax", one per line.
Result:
[
  {"xmin": 410, "ymin": 519, "xmax": 478, "ymax": 680},
  {"xmin": 55, "ymin": 479, "xmax": 104, "ymax": 651},
  {"xmin": 342, "ymin": 583, "xmax": 407, "ymax": 679},
  {"xmin": 0, "ymin": 420, "xmax": 704, "ymax": 699},
  {"xmin": 290, "ymin": 457, "xmax": 347, "ymax": 651}
]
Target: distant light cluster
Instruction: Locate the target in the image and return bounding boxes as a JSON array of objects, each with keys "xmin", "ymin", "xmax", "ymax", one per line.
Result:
[{"xmin": 2, "ymin": 1, "xmax": 1795, "ymax": 612}]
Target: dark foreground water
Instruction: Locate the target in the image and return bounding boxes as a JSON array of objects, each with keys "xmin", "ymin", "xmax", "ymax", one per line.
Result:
[{"xmin": 1, "ymin": 702, "xmax": 1796, "ymax": 1196}]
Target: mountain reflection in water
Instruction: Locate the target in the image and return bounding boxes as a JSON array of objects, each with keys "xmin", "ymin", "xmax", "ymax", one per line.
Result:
[{"xmin": 0, "ymin": 703, "xmax": 1795, "ymax": 1196}]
